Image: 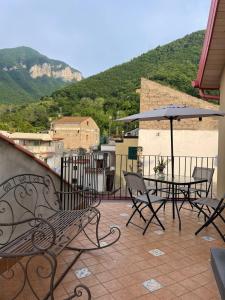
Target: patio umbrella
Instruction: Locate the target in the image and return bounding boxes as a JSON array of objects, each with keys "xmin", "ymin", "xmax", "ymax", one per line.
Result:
[{"xmin": 117, "ymin": 104, "xmax": 225, "ymax": 178}]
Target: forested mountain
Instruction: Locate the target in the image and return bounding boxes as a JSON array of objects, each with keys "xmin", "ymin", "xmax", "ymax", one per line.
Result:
[
  {"xmin": 0, "ymin": 46, "xmax": 82, "ymax": 103},
  {"xmin": 0, "ymin": 31, "xmax": 205, "ymax": 134}
]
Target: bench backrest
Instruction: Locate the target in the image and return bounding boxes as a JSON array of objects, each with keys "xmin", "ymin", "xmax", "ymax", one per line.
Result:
[{"xmin": 0, "ymin": 174, "xmax": 60, "ymax": 249}]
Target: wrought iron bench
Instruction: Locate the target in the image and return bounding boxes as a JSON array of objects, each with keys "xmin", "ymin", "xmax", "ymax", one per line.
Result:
[{"xmin": 0, "ymin": 174, "xmax": 121, "ymax": 300}]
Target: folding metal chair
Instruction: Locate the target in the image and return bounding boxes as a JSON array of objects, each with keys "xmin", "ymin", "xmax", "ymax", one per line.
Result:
[
  {"xmin": 179, "ymin": 167, "xmax": 214, "ymax": 212},
  {"xmin": 123, "ymin": 171, "xmax": 165, "ymax": 235},
  {"xmin": 192, "ymin": 196, "xmax": 225, "ymax": 241}
]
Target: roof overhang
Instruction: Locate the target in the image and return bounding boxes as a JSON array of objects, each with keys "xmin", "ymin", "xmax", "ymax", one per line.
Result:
[{"xmin": 193, "ymin": 0, "xmax": 225, "ymax": 93}]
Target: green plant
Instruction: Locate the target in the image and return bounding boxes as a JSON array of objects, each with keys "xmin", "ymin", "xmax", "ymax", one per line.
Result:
[{"xmin": 153, "ymin": 157, "xmax": 168, "ymax": 174}]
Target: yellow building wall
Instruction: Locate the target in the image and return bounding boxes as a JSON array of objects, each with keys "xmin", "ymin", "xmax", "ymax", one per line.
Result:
[{"xmin": 115, "ymin": 137, "xmax": 138, "ymax": 189}]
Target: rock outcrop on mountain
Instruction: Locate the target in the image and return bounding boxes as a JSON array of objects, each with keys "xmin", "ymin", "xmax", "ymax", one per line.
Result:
[{"xmin": 0, "ymin": 46, "xmax": 83, "ymax": 103}]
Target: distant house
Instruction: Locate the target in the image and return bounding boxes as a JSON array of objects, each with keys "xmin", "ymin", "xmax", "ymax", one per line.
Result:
[
  {"xmin": 0, "ymin": 133, "xmax": 62, "ymax": 189},
  {"xmin": 1, "ymin": 131, "xmax": 64, "ymax": 173},
  {"xmin": 51, "ymin": 116, "xmax": 100, "ymax": 151}
]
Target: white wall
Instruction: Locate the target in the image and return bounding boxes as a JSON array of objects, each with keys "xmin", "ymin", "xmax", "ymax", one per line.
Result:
[
  {"xmin": 139, "ymin": 129, "xmax": 218, "ymax": 184},
  {"xmin": 139, "ymin": 129, "xmax": 218, "ymax": 157}
]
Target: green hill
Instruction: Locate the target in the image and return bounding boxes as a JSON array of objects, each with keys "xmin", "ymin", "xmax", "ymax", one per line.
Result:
[
  {"xmin": 0, "ymin": 46, "xmax": 82, "ymax": 103},
  {"xmin": 0, "ymin": 31, "xmax": 205, "ymax": 133}
]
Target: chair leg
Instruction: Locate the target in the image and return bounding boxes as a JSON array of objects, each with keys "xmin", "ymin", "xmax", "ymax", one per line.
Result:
[
  {"xmin": 126, "ymin": 202, "xmax": 146, "ymax": 227},
  {"xmin": 194, "ymin": 204, "xmax": 225, "ymax": 241},
  {"xmin": 143, "ymin": 202, "xmax": 165, "ymax": 235},
  {"xmin": 179, "ymin": 199, "xmax": 185, "ymax": 211}
]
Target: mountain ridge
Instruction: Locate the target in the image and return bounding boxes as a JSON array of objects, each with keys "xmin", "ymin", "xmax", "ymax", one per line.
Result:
[
  {"xmin": 0, "ymin": 46, "xmax": 83, "ymax": 103},
  {"xmin": 0, "ymin": 30, "xmax": 206, "ymax": 134}
]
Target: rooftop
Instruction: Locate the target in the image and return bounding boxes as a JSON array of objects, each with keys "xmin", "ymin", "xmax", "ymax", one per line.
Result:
[
  {"xmin": 52, "ymin": 116, "xmax": 90, "ymax": 124},
  {"xmin": 193, "ymin": 0, "xmax": 225, "ymax": 91},
  {"xmin": 9, "ymin": 132, "xmax": 53, "ymax": 141},
  {"xmin": 3, "ymin": 200, "xmax": 223, "ymax": 299}
]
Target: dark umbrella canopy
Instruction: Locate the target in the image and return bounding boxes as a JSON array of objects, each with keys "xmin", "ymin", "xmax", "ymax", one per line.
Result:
[
  {"xmin": 117, "ymin": 105, "xmax": 225, "ymax": 177},
  {"xmin": 117, "ymin": 105, "xmax": 225, "ymax": 122}
]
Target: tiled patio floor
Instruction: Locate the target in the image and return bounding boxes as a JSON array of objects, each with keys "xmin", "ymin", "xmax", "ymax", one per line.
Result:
[{"xmin": 1, "ymin": 200, "xmax": 225, "ymax": 299}]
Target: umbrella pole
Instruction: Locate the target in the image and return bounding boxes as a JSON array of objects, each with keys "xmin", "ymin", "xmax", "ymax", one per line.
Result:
[
  {"xmin": 170, "ymin": 118, "xmax": 174, "ymax": 178},
  {"xmin": 170, "ymin": 118, "xmax": 175, "ymax": 220}
]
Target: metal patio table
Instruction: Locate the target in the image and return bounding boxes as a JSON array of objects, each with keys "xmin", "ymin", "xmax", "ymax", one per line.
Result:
[{"xmin": 143, "ymin": 174, "xmax": 208, "ymax": 230}]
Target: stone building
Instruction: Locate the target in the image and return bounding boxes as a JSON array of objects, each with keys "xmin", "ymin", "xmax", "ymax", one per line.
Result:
[{"xmin": 51, "ymin": 116, "xmax": 100, "ymax": 151}]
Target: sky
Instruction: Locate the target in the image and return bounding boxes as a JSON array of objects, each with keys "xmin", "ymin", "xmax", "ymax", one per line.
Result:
[{"xmin": 0, "ymin": 0, "xmax": 211, "ymax": 77}]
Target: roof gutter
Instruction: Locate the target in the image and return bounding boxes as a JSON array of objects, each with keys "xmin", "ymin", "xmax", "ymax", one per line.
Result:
[
  {"xmin": 192, "ymin": 0, "xmax": 220, "ymax": 99},
  {"xmin": 199, "ymin": 89, "xmax": 220, "ymax": 101}
]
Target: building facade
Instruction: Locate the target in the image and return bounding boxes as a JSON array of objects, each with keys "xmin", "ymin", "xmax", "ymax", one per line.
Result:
[
  {"xmin": 51, "ymin": 116, "xmax": 100, "ymax": 151},
  {"xmin": 192, "ymin": 0, "xmax": 225, "ymax": 197},
  {"xmin": 138, "ymin": 78, "xmax": 219, "ymax": 180}
]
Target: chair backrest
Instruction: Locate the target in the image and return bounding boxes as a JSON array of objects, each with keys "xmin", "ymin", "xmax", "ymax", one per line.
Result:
[
  {"xmin": 192, "ymin": 167, "xmax": 214, "ymax": 195},
  {"xmin": 192, "ymin": 167, "xmax": 214, "ymax": 183},
  {"xmin": 123, "ymin": 171, "xmax": 147, "ymax": 195}
]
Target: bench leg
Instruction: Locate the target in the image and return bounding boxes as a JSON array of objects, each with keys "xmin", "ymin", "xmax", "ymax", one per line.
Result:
[
  {"xmin": 67, "ymin": 209, "xmax": 121, "ymax": 252},
  {"xmin": 26, "ymin": 251, "xmax": 57, "ymax": 300},
  {"xmin": 64, "ymin": 284, "xmax": 91, "ymax": 300},
  {"xmin": 0, "ymin": 260, "xmax": 26, "ymax": 300},
  {"xmin": 0, "ymin": 252, "xmax": 58, "ymax": 300}
]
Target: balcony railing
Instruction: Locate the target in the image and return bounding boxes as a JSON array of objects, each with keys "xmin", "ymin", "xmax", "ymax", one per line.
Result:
[{"xmin": 60, "ymin": 153, "xmax": 217, "ymax": 209}]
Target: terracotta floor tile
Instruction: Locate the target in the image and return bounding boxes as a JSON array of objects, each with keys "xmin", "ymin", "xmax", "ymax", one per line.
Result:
[
  {"xmin": 95, "ymin": 294, "xmax": 114, "ymax": 300},
  {"xmin": 90, "ymin": 284, "xmax": 108, "ymax": 298},
  {"xmin": 152, "ymin": 286, "xmax": 176, "ymax": 300},
  {"xmin": 128, "ymin": 283, "xmax": 149, "ymax": 298},
  {"xmin": 193, "ymin": 286, "xmax": 217, "ymax": 300},
  {"xmin": 111, "ymin": 287, "xmax": 134, "ymax": 300},
  {"xmin": 191, "ymin": 273, "xmax": 210, "ymax": 286},
  {"xmin": 179, "ymin": 292, "xmax": 202, "ymax": 300},
  {"xmin": 79, "ymin": 275, "xmax": 101, "ymax": 287},
  {"xmin": 63, "ymin": 279, "xmax": 81, "ymax": 295},
  {"xmin": 167, "ymin": 283, "xmax": 189, "ymax": 297},
  {"xmin": 167, "ymin": 270, "xmax": 188, "ymax": 282},
  {"xmin": 180, "ymin": 278, "xmax": 202, "ymax": 291},
  {"xmin": 155, "ymin": 274, "xmax": 175, "ymax": 286},
  {"xmin": 96, "ymin": 271, "xmax": 115, "ymax": 283},
  {"xmin": 118, "ymin": 274, "xmax": 138, "ymax": 287},
  {"xmin": 137, "ymin": 294, "xmax": 159, "ymax": 300},
  {"xmin": 102, "ymin": 278, "xmax": 123, "ymax": 293}
]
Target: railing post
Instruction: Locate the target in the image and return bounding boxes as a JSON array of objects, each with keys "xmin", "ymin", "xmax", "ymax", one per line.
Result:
[{"xmin": 60, "ymin": 156, "xmax": 64, "ymax": 209}]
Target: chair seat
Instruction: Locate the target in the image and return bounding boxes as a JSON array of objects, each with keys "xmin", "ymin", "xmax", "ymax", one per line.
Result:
[
  {"xmin": 179, "ymin": 186, "xmax": 207, "ymax": 194},
  {"xmin": 135, "ymin": 194, "xmax": 165, "ymax": 204},
  {"xmin": 192, "ymin": 197, "xmax": 220, "ymax": 209}
]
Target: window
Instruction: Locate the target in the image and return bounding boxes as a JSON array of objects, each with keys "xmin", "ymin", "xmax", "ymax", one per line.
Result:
[
  {"xmin": 86, "ymin": 135, "xmax": 88, "ymax": 141},
  {"xmin": 128, "ymin": 147, "xmax": 138, "ymax": 160},
  {"xmin": 32, "ymin": 140, "xmax": 40, "ymax": 146}
]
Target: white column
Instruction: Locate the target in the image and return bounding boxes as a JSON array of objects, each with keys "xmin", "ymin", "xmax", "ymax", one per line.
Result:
[{"xmin": 217, "ymin": 67, "xmax": 225, "ymax": 197}]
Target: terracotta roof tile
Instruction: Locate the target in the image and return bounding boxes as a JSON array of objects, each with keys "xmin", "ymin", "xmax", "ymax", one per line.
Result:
[{"xmin": 52, "ymin": 116, "xmax": 89, "ymax": 124}]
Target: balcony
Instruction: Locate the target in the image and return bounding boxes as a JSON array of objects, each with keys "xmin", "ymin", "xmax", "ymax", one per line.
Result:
[
  {"xmin": 0, "ymin": 153, "xmax": 223, "ymax": 299},
  {"xmin": 1, "ymin": 200, "xmax": 223, "ymax": 299}
]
